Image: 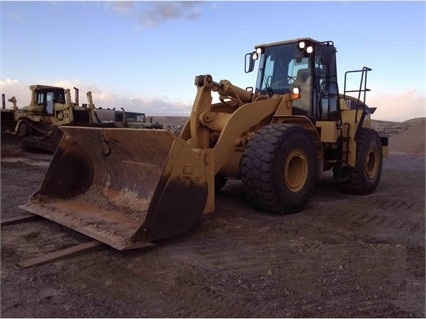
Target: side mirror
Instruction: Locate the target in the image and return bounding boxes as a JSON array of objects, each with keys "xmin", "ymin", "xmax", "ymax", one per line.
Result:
[{"xmin": 244, "ymin": 52, "xmax": 256, "ymax": 73}]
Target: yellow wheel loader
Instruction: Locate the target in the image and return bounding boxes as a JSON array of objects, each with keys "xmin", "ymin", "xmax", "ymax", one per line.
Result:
[{"xmin": 20, "ymin": 38, "xmax": 388, "ymax": 250}]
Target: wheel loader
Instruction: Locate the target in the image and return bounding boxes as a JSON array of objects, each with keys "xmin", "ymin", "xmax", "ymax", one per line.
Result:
[
  {"xmin": 20, "ymin": 38, "xmax": 388, "ymax": 250},
  {"xmin": 6, "ymin": 85, "xmax": 160, "ymax": 153}
]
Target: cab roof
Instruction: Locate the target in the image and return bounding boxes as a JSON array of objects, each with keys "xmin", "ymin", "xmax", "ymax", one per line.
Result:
[
  {"xmin": 29, "ymin": 84, "xmax": 65, "ymax": 91},
  {"xmin": 254, "ymin": 37, "xmax": 321, "ymax": 49}
]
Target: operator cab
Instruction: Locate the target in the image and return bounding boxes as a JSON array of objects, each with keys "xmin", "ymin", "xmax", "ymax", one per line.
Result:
[
  {"xmin": 246, "ymin": 38, "xmax": 340, "ymax": 121},
  {"xmin": 31, "ymin": 85, "xmax": 66, "ymax": 116}
]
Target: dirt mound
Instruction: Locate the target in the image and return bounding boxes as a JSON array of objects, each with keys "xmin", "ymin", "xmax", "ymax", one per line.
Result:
[
  {"xmin": 388, "ymin": 118, "xmax": 425, "ymax": 154},
  {"xmin": 372, "ymin": 118, "xmax": 425, "ymax": 154},
  {"xmin": 371, "ymin": 120, "xmax": 405, "ymax": 136}
]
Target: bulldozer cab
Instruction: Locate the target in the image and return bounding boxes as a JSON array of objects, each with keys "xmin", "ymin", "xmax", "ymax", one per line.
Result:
[
  {"xmin": 249, "ymin": 38, "xmax": 340, "ymax": 122},
  {"xmin": 31, "ymin": 85, "xmax": 66, "ymax": 116}
]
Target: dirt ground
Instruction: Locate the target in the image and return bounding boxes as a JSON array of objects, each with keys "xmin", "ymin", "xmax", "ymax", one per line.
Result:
[{"xmin": 1, "ymin": 119, "xmax": 425, "ymax": 318}]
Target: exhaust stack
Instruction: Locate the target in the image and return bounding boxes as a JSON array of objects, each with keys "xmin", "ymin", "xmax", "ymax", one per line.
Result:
[{"xmin": 74, "ymin": 87, "xmax": 79, "ymax": 106}]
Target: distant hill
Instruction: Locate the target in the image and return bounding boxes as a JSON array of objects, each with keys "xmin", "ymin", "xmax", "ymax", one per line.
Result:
[{"xmin": 149, "ymin": 116, "xmax": 188, "ymax": 129}]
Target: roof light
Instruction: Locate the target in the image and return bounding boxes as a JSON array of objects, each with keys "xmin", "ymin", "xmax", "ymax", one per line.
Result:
[
  {"xmin": 306, "ymin": 46, "xmax": 314, "ymax": 54},
  {"xmin": 256, "ymin": 47, "xmax": 263, "ymax": 54},
  {"xmin": 298, "ymin": 41, "xmax": 306, "ymax": 49}
]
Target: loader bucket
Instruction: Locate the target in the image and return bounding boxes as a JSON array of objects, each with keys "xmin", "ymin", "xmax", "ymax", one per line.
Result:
[{"xmin": 20, "ymin": 127, "xmax": 208, "ymax": 250}]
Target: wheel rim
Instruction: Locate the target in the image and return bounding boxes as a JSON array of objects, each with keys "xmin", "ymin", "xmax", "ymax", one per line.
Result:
[
  {"xmin": 365, "ymin": 146, "xmax": 380, "ymax": 179},
  {"xmin": 284, "ymin": 149, "xmax": 308, "ymax": 192}
]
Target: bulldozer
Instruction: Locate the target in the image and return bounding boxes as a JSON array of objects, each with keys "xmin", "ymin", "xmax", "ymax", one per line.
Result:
[
  {"xmin": 6, "ymin": 85, "xmax": 160, "ymax": 153},
  {"xmin": 20, "ymin": 38, "xmax": 388, "ymax": 250},
  {"xmin": 7, "ymin": 85, "xmax": 99, "ymax": 152}
]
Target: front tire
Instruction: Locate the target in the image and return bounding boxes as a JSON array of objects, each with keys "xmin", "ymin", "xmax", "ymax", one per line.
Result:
[
  {"xmin": 341, "ymin": 128, "xmax": 383, "ymax": 194},
  {"xmin": 241, "ymin": 124, "xmax": 317, "ymax": 214}
]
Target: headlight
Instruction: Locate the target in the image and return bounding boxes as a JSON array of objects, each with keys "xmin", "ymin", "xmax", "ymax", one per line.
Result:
[
  {"xmin": 298, "ymin": 41, "xmax": 314, "ymax": 54},
  {"xmin": 291, "ymin": 87, "xmax": 301, "ymax": 100}
]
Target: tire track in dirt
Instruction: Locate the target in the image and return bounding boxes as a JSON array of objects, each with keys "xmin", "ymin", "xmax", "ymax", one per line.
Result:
[
  {"xmin": 158, "ymin": 224, "xmax": 325, "ymax": 317},
  {"xmin": 366, "ymin": 197, "xmax": 415, "ymax": 210},
  {"xmin": 122, "ymin": 220, "xmax": 322, "ymax": 317},
  {"xmin": 161, "ymin": 180, "xmax": 422, "ymax": 316},
  {"xmin": 309, "ymin": 197, "xmax": 422, "ymax": 239}
]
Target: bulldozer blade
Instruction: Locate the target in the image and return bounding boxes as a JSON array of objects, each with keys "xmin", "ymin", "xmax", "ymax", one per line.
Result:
[{"xmin": 20, "ymin": 127, "xmax": 208, "ymax": 250}]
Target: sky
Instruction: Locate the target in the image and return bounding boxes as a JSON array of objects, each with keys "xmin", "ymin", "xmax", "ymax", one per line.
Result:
[{"xmin": 1, "ymin": 1, "xmax": 425, "ymax": 121}]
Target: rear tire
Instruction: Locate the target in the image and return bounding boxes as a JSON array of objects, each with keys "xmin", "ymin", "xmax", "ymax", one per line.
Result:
[
  {"xmin": 241, "ymin": 124, "xmax": 317, "ymax": 214},
  {"xmin": 341, "ymin": 128, "xmax": 383, "ymax": 194}
]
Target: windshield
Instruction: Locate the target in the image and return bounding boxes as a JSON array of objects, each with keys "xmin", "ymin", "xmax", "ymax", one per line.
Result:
[{"xmin": 255, "ymin": 43, "xmax": 310, "ymax": 95}]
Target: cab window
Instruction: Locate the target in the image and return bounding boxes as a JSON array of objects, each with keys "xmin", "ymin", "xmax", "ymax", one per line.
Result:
[
  {"xmin": 45, "ymin": 92, "xmax": 54, "ymax": 115},
  {"xmin": 37, "ymin": 92, "xmax": 44, "ymax": 105}
]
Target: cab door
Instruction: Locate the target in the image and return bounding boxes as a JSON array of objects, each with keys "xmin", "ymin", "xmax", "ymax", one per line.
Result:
[
  {"xmin": 45, "ymin": 92, "xmax": 55, "ymax": 116},
  {"xmin": 37, "ymin": 90, "xmax": 55, "ymax": 116},
  {"xmin": 313, "ymin": 44, "xmax": 340, "ymax": 121}
]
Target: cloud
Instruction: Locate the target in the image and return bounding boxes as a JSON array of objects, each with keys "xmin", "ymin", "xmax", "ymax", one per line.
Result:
[
  {"xmin": 9, "ymin": 13, "xmax": 22, "ymax": 21},
  {"xmin": 107, "ymin": 2, "xmax": 204, "ymax": 28},
  {"xmin": 0, "ymin": 79, "xmax": 29, "ymax": 106},
  {"xmin": 0, "ymin": 79, "xmax": 19, "ymax": 86},
  {"xmin": 78, "ymin": 85, "xmax": 192, "ymax": 115},
  {"xmin": 367, "ymin": 89, "xmax": 426, "ymax": 122},
  {"xmin": 119, "ymin": 97, "xmax": 191, "ymax": 115},
  {"xmin": 111, "ymin": 1, "xmax": 135, "ymax": 14},
  {"xmin": 138, "ymin": 2, "xmax": 202, "ymax": 27}
]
